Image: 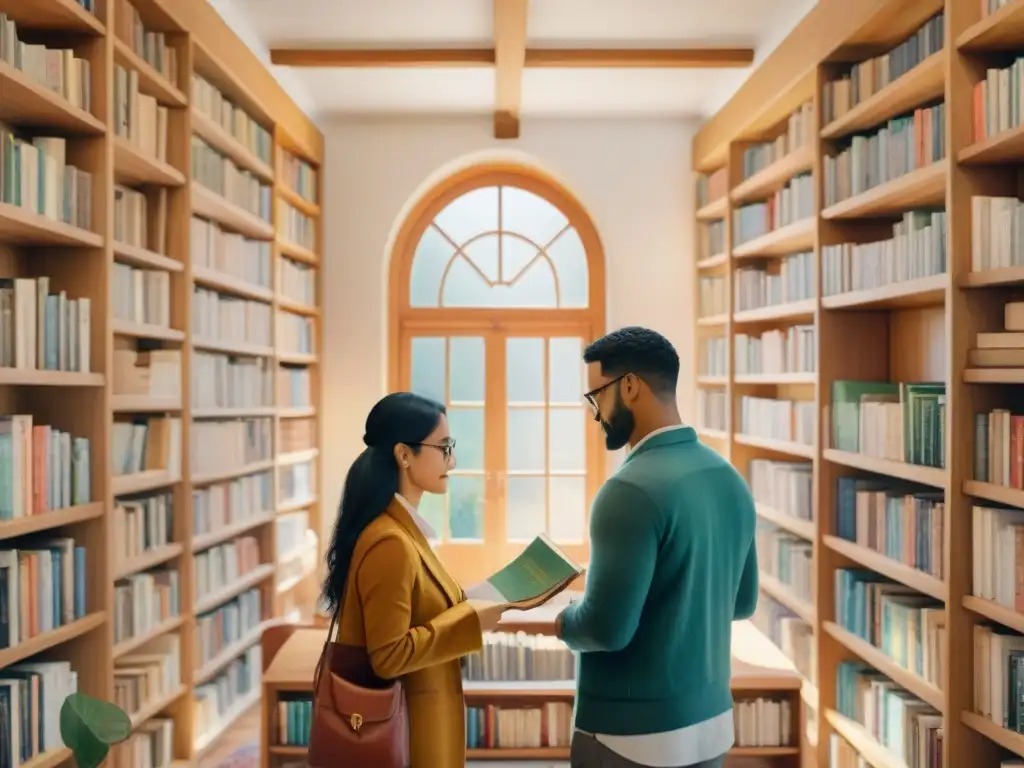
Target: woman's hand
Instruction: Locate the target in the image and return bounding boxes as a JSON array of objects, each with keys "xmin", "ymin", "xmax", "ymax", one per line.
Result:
[{"xmin": 467, "ymin": 599, "xmax": 507, "ymax": 632}]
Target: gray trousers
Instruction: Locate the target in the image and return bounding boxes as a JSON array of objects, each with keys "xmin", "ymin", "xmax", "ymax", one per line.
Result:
[{"xmin": 569, "ymin": 732, "xmax": 727, "ymax": 768}]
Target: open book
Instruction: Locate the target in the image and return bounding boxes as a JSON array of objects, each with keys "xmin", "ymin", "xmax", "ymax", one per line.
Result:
[{"xmin": 465, "ymin": 533, "xmax": 584, "ymax": 610}]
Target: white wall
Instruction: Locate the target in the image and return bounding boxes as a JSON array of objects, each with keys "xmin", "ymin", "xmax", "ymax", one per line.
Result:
[{"xmin": 319, "ymin": 115, "xmax": 697, "ymax": 534}]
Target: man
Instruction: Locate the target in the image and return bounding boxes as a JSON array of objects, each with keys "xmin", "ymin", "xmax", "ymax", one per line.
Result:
[{"xmin": 554, "ymin": 326, "xmax": 759, "ymax": 768}]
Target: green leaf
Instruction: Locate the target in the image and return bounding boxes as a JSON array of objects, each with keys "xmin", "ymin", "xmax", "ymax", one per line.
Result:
[{"xmin": 60, "ymin": 693, "xmax": 132, "ymax": 768}]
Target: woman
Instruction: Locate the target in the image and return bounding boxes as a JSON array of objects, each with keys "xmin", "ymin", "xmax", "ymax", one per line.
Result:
[{"xmin": 322, "ymin": 392, "xmax": 506, "ymax": 767}]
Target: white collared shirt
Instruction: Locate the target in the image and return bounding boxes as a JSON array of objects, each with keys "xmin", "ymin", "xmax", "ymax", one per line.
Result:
[
  {"xmin": 580, "ymin": 423, "xmax": 735, "ymax": 766},
  {"xmin": 393, "ymin": 492, "xmax": 437, "ymax": 540}
]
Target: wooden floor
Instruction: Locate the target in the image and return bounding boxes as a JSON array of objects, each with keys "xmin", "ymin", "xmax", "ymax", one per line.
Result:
[{"xmin": 197, "ymin": 707, "xmax": 261, "ymax": 767}]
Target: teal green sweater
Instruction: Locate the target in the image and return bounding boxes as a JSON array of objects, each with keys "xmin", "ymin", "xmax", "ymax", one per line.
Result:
[{"xmin": 559, "ymin": 426, "xmax": 758, "ymax": 735}]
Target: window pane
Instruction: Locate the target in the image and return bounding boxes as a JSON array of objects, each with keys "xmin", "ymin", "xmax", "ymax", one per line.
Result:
[
  {"xmin": 549, "ymin": 476, "xmax": 586, "ymax": 543},
  {"xmin": 506, "ymin": 337, "xmax": 544, "ymax": 403},
  {"xmin": 434, "ymin": 186, "xmax": 497, "ymax": 246},
  {"xmin": 419, "ymin": 492, "xmax": 446, "ymax": 540},
  {"xmin": 449, "ymin": 475, "xmax": 484, "ymax": 539},
  {"xmin": 548, "ymin": 227, "xmax": 588, "ymax": 308},
  {"xmin": 491, "ymin": 260, "xmax": 557, "ymax": 307},
  {"xmin": 462, "ymin": 235, "xmax": 499, "ymax": 283},
  {"xmin": 410, "ymin": 337, "xmax": 445, "ymax": 403},
  {"xmin": 409, "ymin": 225, "xmax": 452, "ymax": 307},
  {"xmin": 549, "ymin": 408, "xmax": 586, "ymax": 472},
  {"xmin": 449, "ymin": 336, "xmax": 485, "ymax": 403},
  {"xmin": 442, "ymin": 255, "xmax": 492, "ymax": 307},
  {"xmin": 507, "ymin": 407, "xmax": 545, "ymax": 472},
  {"xmin": 506, "ymin": 476, "xmax": 545, "ymax": 541},
  {"xmin": 549, "ymin": 337, "xmax": 583, "ymax": 403},
  {"xmin": 448, "ymin": 407, "xmax": 484, "ymax": 470},
  {"xmin": 501, "ymin": 234, "xmax": 541, "ymax": 282},
  {"xmin": 501, "ymin": 186, "xmax": 568, "ymax": 247}
]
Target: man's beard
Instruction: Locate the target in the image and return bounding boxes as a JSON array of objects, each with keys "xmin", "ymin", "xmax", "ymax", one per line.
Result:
[{"xmin": 600, "ymin": 390, "xmax": 635, "ymax": 451}]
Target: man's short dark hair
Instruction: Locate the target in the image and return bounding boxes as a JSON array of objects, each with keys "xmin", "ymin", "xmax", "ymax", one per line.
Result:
[{"xmin": 583, "ymin": 326, "xmax": 680, "ymax": 398}]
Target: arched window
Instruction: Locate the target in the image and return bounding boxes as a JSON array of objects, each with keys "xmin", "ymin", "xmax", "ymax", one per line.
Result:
[{"xmin": 388, "ymin": 164, "xmax": 605, "ymax": 584}]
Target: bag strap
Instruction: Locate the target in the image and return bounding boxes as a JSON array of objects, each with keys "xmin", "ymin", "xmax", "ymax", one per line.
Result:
[{"xmin": 312, "ymin": 590, "xmax": 343, "ymax": 697}]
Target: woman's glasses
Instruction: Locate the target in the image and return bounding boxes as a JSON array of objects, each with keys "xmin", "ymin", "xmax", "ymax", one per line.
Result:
[{"xmin": 413, "ymin": 438, "xmax": 456, "ymax": 460}]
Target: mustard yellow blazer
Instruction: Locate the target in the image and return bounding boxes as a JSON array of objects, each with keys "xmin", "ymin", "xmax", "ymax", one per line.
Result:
[{"xmin": 338, "ymin": 499, "xmax": 482, "ymax": 768}]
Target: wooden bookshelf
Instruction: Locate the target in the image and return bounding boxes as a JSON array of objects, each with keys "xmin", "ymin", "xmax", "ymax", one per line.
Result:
[
  {"xmin": 691, "ymin": 0, "xmax": 1024, "ymax": 766},
  {"xmin": 0, "ymin": 0, "xmax": 323, "ymax": 763},
  {"xmin": 261, "ymin": 614, "xmax": 805, "ymax": 765}
]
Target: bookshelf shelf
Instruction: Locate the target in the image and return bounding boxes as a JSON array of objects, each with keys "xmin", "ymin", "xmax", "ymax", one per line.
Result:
[
  {"xmin": 962, "ymin": 595, "xmax": 1024, "ymax": 634},
  {"xmin": 730, "ymin": 145, "xmax": 815, "ymax": 203},
  {"xmin": 955, "ymin": 0, "xmax": 1024, "ymax": 49},
  {"xmin": 820, "ymin": 51, "xmax": 947, "ymax": 141},
  {"xmin": 0, "ymin": 202, "xmax": 103, "ymax": 247},
  {"xmin": 820, "ymin": 274, "xmax": 947, "ymax": 310},
  {"xmin": 731, "ymin": 217, "xmax": 815, "ymax": 257},
  {"xmin": 735, "ymin": 434, "xmax": 815, "ymax": 459},
  {"xmin": 113, "ymin": 137, "xmax": 187, "ymax": 186},
  {"xmin": 760, "ymin": 573, "xmax": 816, "ymax": 623},
  {"xmin": 961, "ymin": 711, "xmax": 1024, "ymax": 758},
  {"xmin": 733, "ymin": 298, "xmax": 816, "ymax": 323},
  {"xmin": 755, "ymin": 503, "xmax": 815, "ymax": 540},
  {"xmin": 2, "ymin": 0, "xmax": 106, "ymax": 33},
  {"xmin": 820, "ymin": 160, "xmax": 947, "ymax": 220},
  {"xmin": 0, "ymin": 60, "xmax": 105, "ymax": 133},
  {"xmin": 822, "ymin": 448, "xmax": 946, "ymax": 488},
  {"xmin": 823, "ymin": 710, "xmax": 902, "ymax": 768},
  {"xmin": 696, "ymin": 195, "xmax": 728, "ymax": 220},
  {"xmin": 959, "ymin": 122, "xmax": 1024, "ymax": 165},
  {"xmin": 0, "ymin": 1, "xmax": 324, "ymax": 762},
  {"xmin": 21, "ymin": 749, "xmax": 73, "ymax": 768},
  {"xmin": 823, "ymin": 535, "xmax": 946, "ymax": 601}
]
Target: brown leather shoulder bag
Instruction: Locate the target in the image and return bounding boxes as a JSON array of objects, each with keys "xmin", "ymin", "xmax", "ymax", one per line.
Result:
[{"xmin": 307, "ymin": 603, "xmax": 410, "ymax": 766}]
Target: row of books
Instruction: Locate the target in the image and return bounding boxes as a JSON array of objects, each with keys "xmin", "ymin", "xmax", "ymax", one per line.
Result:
[
  {"xmin": 280, "ymin": 367, "xmax": 313, "ymax": 408},
  {"xmin": 0, "ymin": 15, "xmax": 92, "ymax": 113},
  {"xmin": 192, "ymin": 75, "xmax": 273, "ymax": 167},
  {"xmin": 696, "ymin": 166, "xmax": 728, "ymax": 207},
  {"xmin": 193, "ymin": 535, "xmax": 261, "ymax": 601},
  {"xmin": 112, "ymin": 0, "xmax": 178, "ymax": 87},
  {"xmin": 833, "ymin": 477, "xmax": 945, "ymax": 580},
  {"xmin": 190, "ymin": 417, "xmax": 272, "ymax": 479},
  {"xmin": 0, "ymin": 125, "xmax": 94, "ymax": 232},
  {"xmin": 193, "ymin": 288, "xmax": 273, "ymax": 349},
  {"xmin": 735, "ymin": 324, "xmax": 816, "ymax": 375},
  {"xmin": 112, "ymin": 490, "xmax": 173, "ymax": 562},
  {"xmin": 115, "ymin": 185, "xmax": 169, "ymax": 256},
  {"xmin": 195, "ymin": 587, "xmax": 261, "ymax": 668},
  {"xmin": 733, "ymin": 173, "xmax": 814, "ymax": 245},
  {"xmin": 733, "ymin": 252, "xmax": 815, "ymax": 311},
  {"xmin": 698, "ymin": 276, "xmax": 727, "ymax": 318},
  {"xmin": 0, "ymin": 538, "xmax": 87, "ymax": 649},
  {"xmin": 738, "ymin": 395, "xmax": 815, "ymax": 446},
  {"xmin": 973, "ymin": 57, "xmax": 1024, "ymax": 149},
  {"xmin": 279, "ymin": 458, "xmax": 315, "ymax": 508},
  {"xmin": 0, "ymin": 659, "xmax": 77, "ymax": 766},
  {"xmin": 280, "ymin": 151, "xmax": 318, "ymax": 204},
  {"xmin": 699, "ymin": 336, "xmax": 727, "ymax": 378},
  {"xmin": 191, "ymin": 215, "xmax": 272, "ymax": 290},
  {"xmin": 280, "ymin": 202, "xmax": 316, "ymax": 250},
  {"xmin": 279, "ymin": 313, "xmax": 315, "ymax": 356},
  {"xmin": 114, "ymin": 64, "xmax": 170, "ymax": 163},
  {"xmin": 464, "ymin": 631, "xmax": 575, "ymax": 682},
  {"xmin": 113, "ymin": 632, "xmax": 180, "ymax": 718},
  {"xmin": 756, "ymin": 523, "xmax": 813, "ymax": 603},
  {"xmin": 740, "ymin": 102, "xmax": 814, "ymax": 179},
  {"xmin": 279, "ymin": 418, "xmax": 315, "ymax": 456},
  {"xmin": 0, "ymin": 415, "xmax": 91, "ymax": 519},
  {"xmin": 821, "ymin": 210, "xmax": 947, "ymax": 297},
  {"xmin": 820, "ymin": 12, "xmax": 944, "ymax": 126},
  {"xmin": 975, "ymin": 622, "xmax": 1024, "ymax": 733},
  {"xmin": 823, "ymin": 104, "xmax": 946, "ymax": 207},
  {"xmin": 752, "ymin": 594, "xmax": 816, "ymax": 683},
  {"xmin": 280, "ymin": 258, "xmax": 317, "ymax": 307},
  {"xmin": 193, "ymin": 352, "xmax": 272, "ymax": 411},
  {"xmin": 111, "ymin": 416, "xmax": 181, "ymax": 479},
  {"xmin": 191, "ymin": 136, "xmax": 273, "ymax": 224},
  {"xmin": 192, "ymin": 645, "xmax": 261, "ymax": 748},
  {"xmin": 110, "ymin": 715, "xmax": 174, "ymax": 768},
  {"xmin": 112, "ymin": 263, "xmax": 171, "ymax": 328},
  {"xmin": 699, "ymin": 219, "xmax": 725, "ymax": 260},
  {"xmin": 749, "ymin": 458, "xmax": 813, "ymax": 524},
  {"xmin": 193, "ymin": 470, "xmax": 273, "ymax": 539},
  {"xmin": 276, "ymin": 510, "xmax": 311, "ymax": 558},
  {"xmin": 830, "ymin": 380, "xmax": 946, "ymax": 470},
  {"xmin": 113, "ymin": 567, "xmax": 179, "ymax": 644},
  {"xmin": 697, "ymin": 388, "xmax": 727, "ymax": 433},
  {"xmin": 0, "ymin": 276, "xmax": 91, "ymax": 374}
]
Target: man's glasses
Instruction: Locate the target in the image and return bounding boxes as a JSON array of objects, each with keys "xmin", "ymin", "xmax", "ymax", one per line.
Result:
[{"xmin": 583, "ymin": 374, "xmax": 627, "ymax": 421}]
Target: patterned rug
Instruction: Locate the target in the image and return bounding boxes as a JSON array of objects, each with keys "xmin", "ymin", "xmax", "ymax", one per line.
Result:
[{"xmin": 215, "ymin": 742, "xmax": 258, "ymax": 768}]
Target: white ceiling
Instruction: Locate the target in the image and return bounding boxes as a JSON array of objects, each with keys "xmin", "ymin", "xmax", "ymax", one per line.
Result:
[{"xmin": 216, "ymin": 0, "xmax": 817, "ymax": 119}]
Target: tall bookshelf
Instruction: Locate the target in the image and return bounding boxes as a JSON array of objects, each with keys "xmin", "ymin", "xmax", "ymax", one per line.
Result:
[
  {"xmin": 0, "ymin": 0, "xmax": 322, "ymax": 764},
  {"xmin": 692, "ymin": 0, "xmax": 1024, "ymax": 766}
]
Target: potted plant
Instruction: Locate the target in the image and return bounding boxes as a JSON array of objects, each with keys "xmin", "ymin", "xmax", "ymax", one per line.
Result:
[{"xmin": 60, "ymin": 693, "xmax": 132, "ymax": 768}]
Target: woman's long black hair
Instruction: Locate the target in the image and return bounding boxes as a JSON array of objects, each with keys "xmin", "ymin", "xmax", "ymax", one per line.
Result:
[{"xmin": 321, "ymin": 391, "xmax": 446, "ymax": 615}]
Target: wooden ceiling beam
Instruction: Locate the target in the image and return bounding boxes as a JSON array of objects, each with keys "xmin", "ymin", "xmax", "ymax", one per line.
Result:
[
  {"xmin": 268, "ymin": 47, "xmax": 755, "ymax": 70},
  {"xmin": 492, "ymin": 0, "xmax": 529, "ymax": 139}
]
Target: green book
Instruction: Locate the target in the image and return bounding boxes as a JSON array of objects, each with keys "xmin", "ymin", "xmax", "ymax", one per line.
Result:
[{"xmin": 466, "ymin": 533, "xmax": 584, "ymax": 608}]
